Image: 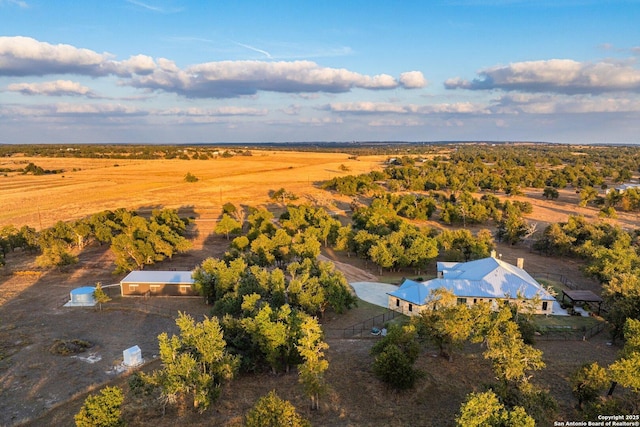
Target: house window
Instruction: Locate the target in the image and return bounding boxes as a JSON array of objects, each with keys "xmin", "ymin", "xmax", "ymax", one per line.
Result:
[
  {"xmin": 542, "ymin": 301, "xmax": 548, "ymax": 311},
  {"xmin": 408, "ymin": 304, "xmax": 413, "ymax": 312},
  {"xmin": 150, "ymin": 285, "xmax": 160, "ymax": 293},
  {"xmin": 128, "ymin": 284, "xmax": 138, "ymax": 292},
  {"xmin": 180, "ymin": 285, "xmax": 191, "ymax": 294},
  {"xmin": 457, "ymin": 298, "xmax": 467, "ymax": 305},
  {"xmin": 473, "ymin": 298, "xmax": 477, "ymax": 304},
  {"xmin": 396, "ymin": 298, "xmax": 400, "ymax": 307}
]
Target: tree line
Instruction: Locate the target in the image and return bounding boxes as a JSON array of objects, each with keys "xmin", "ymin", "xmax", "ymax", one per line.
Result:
[
  {"xmin": 323, "ymin": 144, "xmax": 640, "ymax": 215},
  {"xmin": 0, "ymin": 208, "xmax": 191, "ymax": 272}
]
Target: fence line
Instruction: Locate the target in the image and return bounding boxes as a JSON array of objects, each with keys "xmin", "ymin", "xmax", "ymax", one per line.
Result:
[
  {"xmin": 536, "ymin": 321, "xmax": 607, "ymax": 341},
  {"xmin": 530, "ymin": 271, "xmax": 580, "ymax": 290},
  {"xmin": 339, "ymin": 310, "xmax": 402, "ymax": 339}
]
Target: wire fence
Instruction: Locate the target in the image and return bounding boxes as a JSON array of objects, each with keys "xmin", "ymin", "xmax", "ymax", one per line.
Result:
[
  {"xmin": 530, "ymin": 271, "xmax": 580, "ymax": 290},
  {"xmin": 335, "ymin": 310, "xmax": 403, "ymax": 339},
  {"xmin": 536, "ymin": 321, "xmax": 607, "ymax": 341}
]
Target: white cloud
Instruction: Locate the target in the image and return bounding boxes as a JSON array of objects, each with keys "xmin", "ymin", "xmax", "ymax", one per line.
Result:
[
  {"xmin": 0, "ymin": 36, "xmax": 112, "ymax": 76},
  {"xmin": 329, "ymin": 102, "xmax": 408, "ymax": 114},
  {"xmin": 158, "ymin": 106, "xmax": 268, "ymax": 116},
  {"xmin": 0, "ymin": 0, "xmax": 29, "ymax": 8},
  {"xmin": 115, "ymin": 54, "xmax": 157, "ymax": 76},
  {"xmin": 7, "ymin": 80, "xmax": 93, "ymax": 96},
  {"xmin": 0, "ymin": 36, "xmax": 424, "ymax": 99},
  {"xmin": 368, "ymin": 118, "xmax": 424, "ymax": 127},
  {"xmin": 445, "ymin": 59, "xmax": 640, "ymax": 94},
  {"xmin": 493, "ymin": 93, "xmax": 640, "ymax": 114},
  {"xmin": 399, "ymin": 71, "xmax": 427, "ymax": 89},
  {"xmin": 328, "ymin": 101, "xmax": 488, "ymax": 115},
  {"xmin": 128, "ymin": 60, "xmax": 402, "ymax": 98},
  {"xmin": 0, "ymin": 36, "xmax": 159, "ymax": 78},
  {"xmin": 53, "ymin": 103, "xmax": 147, "ymax": 116}
]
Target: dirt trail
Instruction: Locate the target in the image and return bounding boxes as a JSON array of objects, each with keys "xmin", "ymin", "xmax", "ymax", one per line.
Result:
[{"xmin": 317, "ymin": 254, "xmax": 378, "ymax": 283}]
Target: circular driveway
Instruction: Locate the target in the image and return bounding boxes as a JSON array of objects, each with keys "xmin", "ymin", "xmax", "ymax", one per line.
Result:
[{"xmin": 350, "ymin": 281, "xmax": 399, "ymax": 308}]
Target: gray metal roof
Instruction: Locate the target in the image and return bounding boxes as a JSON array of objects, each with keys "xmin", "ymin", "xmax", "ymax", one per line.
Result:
[
  {"xmin": 389, "ymin": 257, "xmax": 555, "ymax": 305},
  {"xmin": 120, "ymin": 270, "xmax": 195, "ymax": 284}
]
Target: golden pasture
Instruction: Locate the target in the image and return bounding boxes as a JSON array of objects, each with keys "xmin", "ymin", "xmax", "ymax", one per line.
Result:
[{"xmin": 0, "ymin": 151, "xmax": 386, "ymax": 230}]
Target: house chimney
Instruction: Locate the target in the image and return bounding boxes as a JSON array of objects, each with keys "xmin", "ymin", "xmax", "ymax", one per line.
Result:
[
  {"xmin": 490, "ymin": 250, "xmax": 497, "ymax": 258},
  {"xmin": 517, "ymin": 258, "xmax": 524, "ymax": 269}
]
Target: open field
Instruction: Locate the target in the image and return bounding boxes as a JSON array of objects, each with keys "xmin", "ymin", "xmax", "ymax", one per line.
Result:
[
  {"xmin": 0, "ymin": 149, "xmax": 633, "ymax": 426},
  {"xmin": 0, "ymin": 151, "xmax": 386, "ymax": 230}
]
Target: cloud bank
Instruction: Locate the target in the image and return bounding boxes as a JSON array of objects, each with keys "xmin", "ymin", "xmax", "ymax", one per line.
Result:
[
  {"xmin": 445, "ymin": 59, "xmax": 640, "ymax": 94},
  {"xmin": 0, "ymin": 36, "xmax": 426, "ymax": 98},
  {"xmin": 7, "ymin": 80, "xmax": 93, "ymax": 96}
]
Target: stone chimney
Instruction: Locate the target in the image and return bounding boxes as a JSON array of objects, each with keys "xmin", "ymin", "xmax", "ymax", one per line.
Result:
[
  {"xmin": 490, "ymin": 250, "xmax": 497, "ymax": 258},
  {"xmin": 516, "ymin": 258, "xmax": 524, "ymax": 269}
]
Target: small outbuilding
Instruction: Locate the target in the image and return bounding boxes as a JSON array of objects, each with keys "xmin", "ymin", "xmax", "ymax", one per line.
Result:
[
  {"xmin": 123, "ymin": 345, "xmax": 143, "ymax": 367},
  {"xmin": 120, "ymin": 270, "xmax": 197, "ymax": 297},
  {"xmin": 561, "ymin": 290, "xmax": 603, "ymax": 315},
  {"xmin": 64, "ymin": 286, "xmax": 97, "ymax": 307}
]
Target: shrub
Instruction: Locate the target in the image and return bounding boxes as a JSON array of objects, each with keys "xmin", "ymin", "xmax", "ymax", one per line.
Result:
[
  {"xmin": 244, "ymin": 390, "xmax": 310, "ymax": 427},
  {"xmin": 75, "ymin": 386, "xmax": 124, "ymax": 427},
  {"xmin": 184, "ymin": 172, "xmax": 199, "ymax": 182}
]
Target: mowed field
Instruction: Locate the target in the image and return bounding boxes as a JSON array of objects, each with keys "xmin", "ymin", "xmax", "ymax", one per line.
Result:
[{"xmin": 0, "ymin": 151, "xmax": 386, "ymax": 230}]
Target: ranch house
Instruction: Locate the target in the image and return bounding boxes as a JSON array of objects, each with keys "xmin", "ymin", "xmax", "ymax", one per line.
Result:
[
  {"xmin": 120, "ymin": 270, "xmax": 198, "ymax": 297},
  {"xmin": 388, "ymin": 256, "xmax": 555, "ymax": 316}
]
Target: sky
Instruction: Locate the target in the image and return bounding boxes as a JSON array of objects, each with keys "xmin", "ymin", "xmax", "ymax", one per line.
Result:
[{"xmin": 1, "ymin": 0, "xmax": 640, "ymax": 144}]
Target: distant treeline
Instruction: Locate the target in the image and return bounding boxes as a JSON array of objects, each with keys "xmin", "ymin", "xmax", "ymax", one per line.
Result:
[
  {"xmin": 323, "ymin": 144, "xmax": 640, "ymax": 214},
  {"xmin": 0, "ymin": 144, "xmax": 252, "ymax": 160},
  {"xmin": 5, "ymin": 141, "xmax": 635, "ymax": 158}
]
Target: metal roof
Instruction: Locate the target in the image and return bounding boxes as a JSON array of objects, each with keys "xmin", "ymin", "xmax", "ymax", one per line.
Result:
[
  {"xmin": 120, "ymin": 270, "xmax": 195, "ymax": 284},
  {"xmin": 389, "ymin": 257, "xmax": 555, "ymax": 304}
]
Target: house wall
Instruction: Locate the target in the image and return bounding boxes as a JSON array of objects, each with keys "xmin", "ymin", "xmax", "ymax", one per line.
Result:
[
  {"xmin": 121, "ymin": 282, "xmax": 198, "ymax": 297},
  {"xmin": 456, "ymin": 296, "xmax": 553, "ymax": 315},
  {"xmin": 388, "ymin": 295, "xmax": 554, "ymax": 316},
  {"xmin": 388, "ymin": 296, "xmax": 428, "ymax": 316}
]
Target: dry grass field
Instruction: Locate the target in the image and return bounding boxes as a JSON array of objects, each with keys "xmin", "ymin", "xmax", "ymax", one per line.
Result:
[
  {"xmin": 0, "ymin": 151, "xmax": 386, "ymax": 230},
  {"xmin": 0, "ymin": 149, "xmax": 632, "ymax": 426}
]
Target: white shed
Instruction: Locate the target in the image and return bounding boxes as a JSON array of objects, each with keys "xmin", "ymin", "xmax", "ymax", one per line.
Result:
[{"xmin": 123, "ymin": 345, "xmax": 142, "ymax": 367}]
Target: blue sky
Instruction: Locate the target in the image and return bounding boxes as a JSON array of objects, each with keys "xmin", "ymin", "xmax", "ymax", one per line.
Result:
[{"xmin": 1, "ymin": 0, "xmax": 640, "ymax": 144}]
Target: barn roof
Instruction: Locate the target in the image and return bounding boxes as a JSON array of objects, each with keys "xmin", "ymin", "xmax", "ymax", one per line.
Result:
[
  {"xmin": 121, "ymin": 270, "xmax": 194, "ymax": 284},
  {"xmin": 388, "ymin": 257, "xmax": 555, "ymax": 305}
]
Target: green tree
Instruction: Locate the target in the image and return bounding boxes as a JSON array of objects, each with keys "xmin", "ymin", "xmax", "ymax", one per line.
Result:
[
  {"xmin": 296, "ymin": 316, "xmax": 329, "ymax": 410},
  {"xmin": 74, "ymin": 386, "xmax": 124, "ymax": 427},
  {"xmin": 601, "ymin": 273, "xmax": 640, "ymax": 342},
  {"xmin": 244, "ymin": 390, "xmax": 310, "ymax": 427},
  {"xmin": 192, "ymin": 257, "xmax": 246, "ymax": 304},
  {"xmin": 241, "ymin": 299, "xmax": 290, "ymax": 374},
  {"xmin": 93, "ymin": 282, "xmax": 111, "ymax": 311},
  {"xmin": 570, "ymin": 362, "xmax": 609, "ymax": 409},
  {"xmin": 372, "ymin": 343, "xmax": 420, "ymax": 390},
  {"xmin": 609, "ymin": 318, "xmax": 640, "ymax": 393},
  {"xmin": 145, "ymin": 313, "xmax": 238, "ymax": 413},
  {"xmin": 184, "ymin": 172, "xmax": 199, "ymax": 182},
  {"xmin": 497, "ymin": 202, "xmax": 529, "ymax": 245},
  {"xmin": 579, "ymin": 186, "xmax": 599, "ymax": 207},
  {"xmin": 456, "ymin": 390, "xmax": 534, "ymax": 427},
  {"xmin": 413, "ymin": 289, "xmax": 488, "ymax": 361},
  {"xmin": 35, "ymin": 242, "xmax": 78, "ymax": 269},
  {"xmin": 483, "ymin": 307, "xmax": 545, "ymax": 388},
  {"xmin": 543, "ymin": 186, "xmax": 559, "ymax": 199},
  {"xmin": 269, "ymin": 188, "xmax": 297, "ymax": 205},
  {"xmin": 215, "ymin": 214, "xmax": 242, "ymax": 240}
]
